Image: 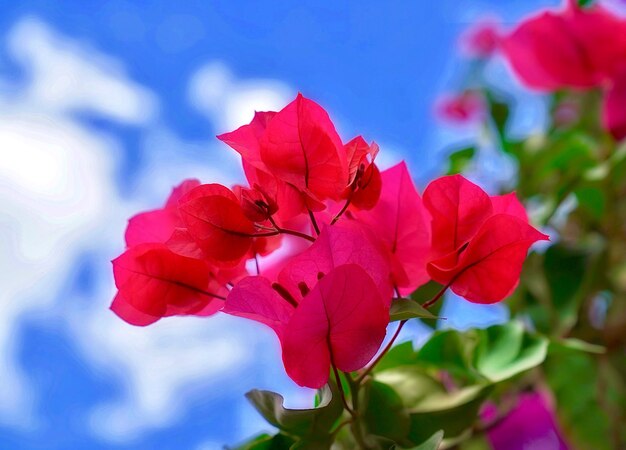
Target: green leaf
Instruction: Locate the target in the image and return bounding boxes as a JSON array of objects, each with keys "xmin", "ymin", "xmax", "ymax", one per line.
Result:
[
  {"xmin": 374, "ymin": 341, "xmax": 417, "ymax": 373},
  {"xmin": 362, "ymin": 380, "xmax": 411, "ymax": 443},
  {"xmin": 231, "ymin": 433, "xmax": 295, "ymax": 450},
  {"xmin": 543, "ymin": 243, "xmax": 592, "ymax": 333},
  {"xmin": 375, "ymin": 366, "xmax": 443, "ymax": 407},
  {"xmin": 390, "ymin": 298, "xmax": 437, "ymax": 322},
  {"xmin": 407, "ymin": 385, "xmax": 492, "ymax": 443},
  {"xmin": 375, "ymin": 366, "xmax": 491, "ymax": 444},
  {"xmin": 484, "ymin": 90, "xmax": 511, "ymax": 150},
  {"xmin": 245, "ymin": 384, "xmax": 342, "ymax": 440},
  {"xmin": 473, "ymin": 322, "xmax": 548, "ymax": 383},
  {"xmin": 574, "ymin": 185, "xmax": 605, "ymax": 220},
  {"xmin": 447, "ymin": 146, "xmax": 475, "ymax": 175},
  {"xmin": 410, "ymin": 281, "xmax": 446, "ymax": 317},
  {"xmin": 577, "ymin": 0, "xmax": 595, "ymax": 7},
  {"xmin": 545, "ymin": 347, "xmax": 623, "ymax": 450},
  {"xmin": 413, "ymin": 323, "xmax": 548, "ymax": 383},
  {"xmin": 549, "ymin": 338, "xmax": 605, "ymax": 354},
  {"xmin": 416, "ymin": 329, "xmax": 480, "ymax": 380},
  {"xmin": 402, "ymin": 430, "xmax": 444, "ymax": 450}
]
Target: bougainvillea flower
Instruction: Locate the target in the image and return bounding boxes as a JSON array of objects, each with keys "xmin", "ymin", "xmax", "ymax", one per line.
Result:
[
  {"xmin": 460, "ymin": 19, "xmax": 501, "ymax": 58},
  {"xmin": 218, "ymin": 111, "xmax": 309, "ymax": 221},
  {"xmin": 111, "ymin": 243, "xmax": 227, "ymax": 326},
  {"xmin": 436, "ymin": 91, "xmax": 485, "ymax": 125},
  {"xmin": 354, "ymin": 162, "xmax": 432, "ymax": 295},
  {"xmin": 225, "ymin": 264, "xmax": 388, "ymax": 388},
  {"xmin": 178, "ymin": 183, "xmax": 256, "ymax": 265},
  {"xmin": 423, "ymin": 175, "xmax": 548, "ymax": 303},
  {"xmin": 260, "ymin": 93, "xmax": 349, "ymax": 203},
  {"xmin": 344, "ymin": 136, "xmax": 379, "ymax": 185},
  {"xmin": 343, "ymin": 136, "xmax": 382, "ymax": 210},
  {"xmin": 278, "ymin": 222, "xmax": 393, "ymax": 305},
  {"xmin": 125, "ymin": 178, "xmax": 200, "ymax": 247},
  {"xmin": 501, "ymin": 1, "xmax": 626, "ymax": 91},
  {"xmin": 602, "ymin": 69, "xmax": 626, "ymax": 141}
]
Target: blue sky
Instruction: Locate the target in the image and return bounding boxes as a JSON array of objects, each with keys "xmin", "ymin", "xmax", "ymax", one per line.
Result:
[{"xmin": 0, "ymin": 1, "xmax": 563, "ymax": 449}]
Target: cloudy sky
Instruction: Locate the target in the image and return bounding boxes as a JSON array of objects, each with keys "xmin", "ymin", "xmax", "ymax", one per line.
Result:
[{"xmin": 0, "ymin": 1, "xmax": 565, "ymax": 449}]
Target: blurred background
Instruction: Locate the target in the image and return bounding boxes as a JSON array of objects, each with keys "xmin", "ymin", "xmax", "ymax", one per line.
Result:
[{"xmin": 0, "ymin": 1, "xmax": 578, "ymax": 448}]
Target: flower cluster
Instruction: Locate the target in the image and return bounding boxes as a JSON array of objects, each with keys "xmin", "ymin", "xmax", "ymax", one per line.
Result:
[
  {"xmin": 111, "ymin": 93, "xmax": 547, "ymax": 388},
  {"xmin": 437, "ymin": 1, "xmax": 626, "ymax": 141},
  {"xmin": 501, "ymin": 0, "xmax": 626, "ymax": 140}
]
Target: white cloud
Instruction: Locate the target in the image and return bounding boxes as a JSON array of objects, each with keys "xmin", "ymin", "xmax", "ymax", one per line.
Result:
[
  {"xmin": 6, "ymin": 17, "xmax": 158, "ymax": 125},
  {"xmin": 0, "ymin": 99, "xmax": 119, "ymax": 428},
  {"xmin": 188, "ymin": 61, "xmax": 294, "ymax": 132},
  {"xmin": 0, "ymin": 16, "xmax": 305, "ymax": 445}
]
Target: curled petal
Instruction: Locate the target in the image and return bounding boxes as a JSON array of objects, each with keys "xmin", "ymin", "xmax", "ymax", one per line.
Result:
[{"xmin": 428, "ymin": 215, "xmax": 549, "ymax": 304}]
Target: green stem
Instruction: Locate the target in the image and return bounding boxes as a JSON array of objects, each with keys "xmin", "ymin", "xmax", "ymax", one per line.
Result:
[
  {"xmin": 357, "ymin": 284, "xmax": 449, "ymax": 383},
  {"xmin": 332, "ymin": 363, "xmax": 355, "ymax": 416},
  {"xmin": 346, "ymin": 375, "xmax": 370, "ymax": 450}
]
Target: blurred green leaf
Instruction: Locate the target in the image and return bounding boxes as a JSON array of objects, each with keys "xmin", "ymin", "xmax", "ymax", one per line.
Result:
[
  {"xmin": 473, "ymin": 322, "xmax": 548, "ymax": 383},
  {"xmin": 416, "ymin": 329, "xmax": 479, "ymax": 380},
  {"xmin": 543, "ymin": 242, "xmax": 601, "ymax": 333},
  {"xmin": 246, "ymin": 383, "xmax": 342, "ymax": 443},
  {"xmin": 408, "ymin": 385, "xmax": 492, "ymax": 443},
  {"xmin": 574, "ymin": 185, "xmax": 606, "ymax": 220},
  {"xmin": 390, "ymin": 299, "xmax": 438, "ymax": 322},
  {"xmin": 447, "ymin": 146, "xmax": 475, "ymax": 175},
  {"xmin": 485, "ymin": 90, "xmax": 510, "ymax": 149},
  {"xmin": 545, "ymin": 348, "xmax": 623, "ymax": 450},
  {"xmin": 374, "ymin": 341, "xmax": 418, "ymax": 373},
  {"xmin": 362, "ymin": 380, "xmax": 411, "ymax": 443},
  {"xmin": 549, "ymin": 338, "xmax": 605, "ymax": 354},
  {"xmin": 413, "ymin": 323, "xmax": 548, "ymax": 383},
  {"xmin": 402, "ymin": 430, "xmax": 444, "ymax": 450},
  {"xmin": 231, "ymin": 433, "xmax": 295, "ymax": 450},
  {"xmin": 376, "ymin": 366, "xmax": 443, "ymax": 407},
  {"xmin": 376, "ymin": 365, "xmax": 491, "ymax": 443}
]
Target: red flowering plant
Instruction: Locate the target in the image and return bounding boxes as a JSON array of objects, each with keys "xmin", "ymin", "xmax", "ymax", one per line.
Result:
[
  {"xmin": 110, "ymin": 92, "xmax": 557, "ymax": 449},
  {"xmin": 435, "ymin": 0, "xmax": 626, "ymax": 448}
]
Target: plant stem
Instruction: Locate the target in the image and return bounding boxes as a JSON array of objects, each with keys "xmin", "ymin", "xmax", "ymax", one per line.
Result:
[
  {"xmin": 421, "ymin": 283, "xmax": 450, "ymax": 309},
  {"xmin": 332, "ymin": 363, "xmax": 355, "ymax": 416},
  {"xmin": 331, "ymin": 198, "xmax": 351, "ymax": 225},
  {"xmin": 308, "ymin": 209, "xmax": 321, "ymax": 235},
  {"xmin": 356, "ymin": 320, "xmax": 406, "ymax": 384},
  {"xmin": 267, "ymin": 216, "xmax": 316, "ymax": 242},
  {"xmin": 357, "ymin": 285, "xmax": 449, "ymax": 383},
  {"xmin": 345, "ymin": 374, "xmax": 370, "ymax": 450}
]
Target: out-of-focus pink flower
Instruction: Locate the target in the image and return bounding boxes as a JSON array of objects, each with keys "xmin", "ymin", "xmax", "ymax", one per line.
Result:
[
  {"xmin": 483, "ymin": 391, "xmax": 569, "ymax": 450},
  {"xmin": 461, "ymin": 20, "xmax": 501, "ymax": 58},
  {"xmin": 436, "ymin": 91, "xmax": 486, "ymax": 125},
  {"xmin": 602, "ymin": 68, "xmax": 626, "ymax": 140},
  {"xmin": 501, "ymin": 1, "xmax": 626, "ymax": 91}
]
